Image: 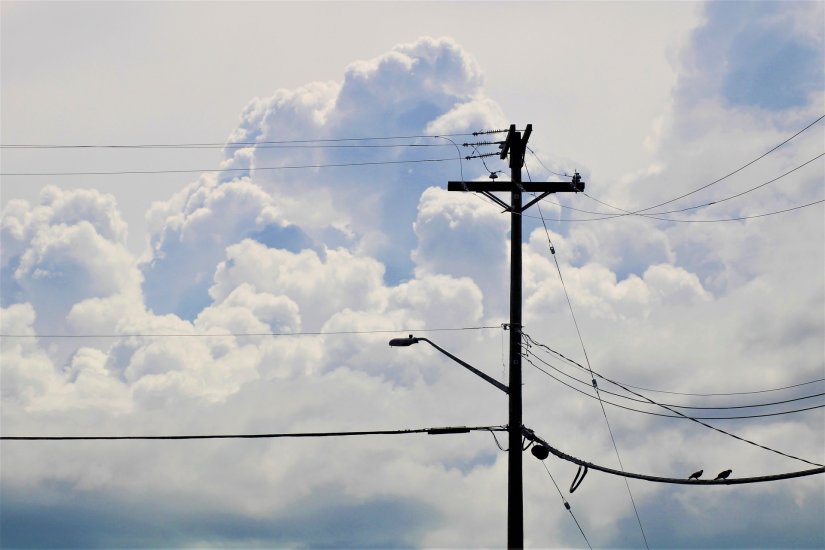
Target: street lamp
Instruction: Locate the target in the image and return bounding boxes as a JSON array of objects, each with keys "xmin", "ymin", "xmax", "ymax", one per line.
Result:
[{"xmin": 388, "ymin": 335, "xmax": 509, "ymax": 394}]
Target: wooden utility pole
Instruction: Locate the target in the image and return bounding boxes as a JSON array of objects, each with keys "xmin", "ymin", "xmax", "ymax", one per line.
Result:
[{"xmin": 447, "ymin": 124, "xmax": 584, "ymax": 549}]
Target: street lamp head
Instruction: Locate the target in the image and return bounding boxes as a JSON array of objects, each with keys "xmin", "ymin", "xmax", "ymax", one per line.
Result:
[{"xmin": 388, "ymin": 335, "xmax": 420, "ymax": 347}]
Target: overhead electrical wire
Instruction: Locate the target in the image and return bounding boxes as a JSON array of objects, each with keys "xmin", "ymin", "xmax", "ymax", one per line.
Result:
[
  {"xmin": 531, "ymin": 152, "xmax": 824, "ymax": 220},
  {"xmin": 523, "ymin": 114, "xmax": 825, "ymax": 223},
  {"xmin": 1, "ymin": 143, "xmax": 452, "ymax": 151},
  {"xmin": 523, "ymin": 333, "xmax": 824, "ymax": 468},
  {"xmin": 0, "ymin": 425, "xmax": 507, "ymax": 441},
  {"xmin": 490, "ymin": 171, "xmax": 824, "ymax": 224},
  {"xmin": 627, "ymin": 114, "xmax": 825, "ymax": 214},
  {"xmin": 526, "ymin": 337, "xmax": 825, "ymax": 398},
  {"xmin": 527, "ymin": 114, "xmax": 824, "ymax": 215},
  {"xmin": 0, "ymin": 156, "xmax": 460, "ymax": 177},
  {"xmin": 0, "ymin": 130, "xmax": 510, "ymax": 149},
  {"xmin": 523, "ymin": 352, "xmax": 825, "ymax": 420},
  {"xmin": 538, "ymin": 461, "xmax": 593, "ymax": 549},
  {"xmin": 523, "ymin": 429, "xmax": 825, "ymax": 486},
  {"xmin": 435, "ymin": 134, "xmax": 505, "ymax": 213},
  {"xmin": 522, "ymin": 350, "xmax": 825, "ymax": 411},
  {"xmin": 0, "ymin": 132, "xmax": 513, "ymax": 181},
  {"xmin": 524, "ymin": 337, "xmax": 825, "ymax": 397},
  {"xmin": 522, "ymin": 164, "xmax": 650, "ymax": 550},
  {"xmin": 521, "ymin": 199, "xmax": 825, "ymax": 223},
  {"xmin": 0, "ymin": 325, "xmax": 501, "ymax": 339}
]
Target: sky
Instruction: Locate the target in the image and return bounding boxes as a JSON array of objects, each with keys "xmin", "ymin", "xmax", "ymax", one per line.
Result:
[{"xmin": 1, "ymin": 1, "xmax": 824, "ymax": 548}]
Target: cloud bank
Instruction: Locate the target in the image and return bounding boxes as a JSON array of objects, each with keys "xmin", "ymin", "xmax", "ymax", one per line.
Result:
[{"xmin": 2, "ymin": 21, "xmax": 823, "ymax": 549}]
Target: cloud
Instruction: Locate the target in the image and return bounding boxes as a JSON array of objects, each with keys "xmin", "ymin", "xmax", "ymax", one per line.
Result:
[
  {"xmin": 2, "ymin": 27, "xmax": 823, "ymax": 549},
  {"xmin": 1, "ymin": 187, "xmax": 140, "ymax": 334},
  {"xmin": 142, "ymin": 176, "xmax": 317, "ymax": 319},
  {"xmin": 210, "ymin": 239, "xmax": 386, "ymax": 331},
  {"xmin": 136, "ymin": 37, "xmax": 508, "ymax": 322},
  {"xmin": 676, "ymin": 1, "xmax": 825, "ymax": 111},
  {"xmin": 413, "ymin": 186, "xmax": 510, "ymax": 315}
]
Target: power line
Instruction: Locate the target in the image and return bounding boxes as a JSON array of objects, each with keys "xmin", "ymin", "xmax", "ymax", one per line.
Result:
[
  {"xmin": 523, "ymin": 114, "xmax": 825, "ymax": 224},
  {"xmin": 523, "ymin": 352, "xmax": 825, "ymax": 420},
  {"xmin": 0, "ymin": 425, "xmax": 506, "ymax": 441},
  {"xmin": 523, "ymin": 333, "xmax": 824, "ymax": 468},
  {"xmin": 1, "ymin": 143, "xmax": 452, "ymax": 151},
  {"xmin": 521, "ymin": 199, "xmax": 825, "ymax": 223},
  {"xmin": 0, "ymin": 325, "xmax": 502, "ymax": 339},
  {"xmin": 524, "ymin": 429, "xmax": 825, "ymax": 486},
  {"xmin": 632, "ymin": 114, "xmax": 825, "ymax": 213},
  {"xmin": 525, "ymin": 339, "xmax": 825, "ymax": 397},
  {"xmin": 0, "ymin": 156, "xmax": 460, "ymax": 177},
  {"xmin": 537, "ymin": 152, "xmax": 823, "ymax": 219},
  {"xmin": 528, "ymin": 114, "xmax": 824, "ymax": 217},
  {"xmin": 523, "ymin": 167, "xmax": 650, "ymax": 549},
  {"xmin": 538, "ymin": 461, "xmax": 593, "ymax": 549},
  {"xmin": 0, "ymin": 131, "xmax": 501, "ymax": 149},
  {"xmin": 523, "ymin": 350, "xmax": 825, "ymax": 411},
  {"xmin": 498, "ymin": 169, "xmax": 824, "ymax": 223}
]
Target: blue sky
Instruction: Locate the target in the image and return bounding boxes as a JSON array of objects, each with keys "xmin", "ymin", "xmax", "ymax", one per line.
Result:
[{"xmin": 1, "ymin": 1, "xmax": 824, "ymax": 548}]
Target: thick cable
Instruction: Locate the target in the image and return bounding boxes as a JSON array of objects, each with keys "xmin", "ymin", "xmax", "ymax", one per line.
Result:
[
  {"xmin": 0, "ymin": 425, "xmax": 506, "ymax": 441},
  {"xmin": 525, "ymin": 430, "xmax": 825, "ymax": 485}
]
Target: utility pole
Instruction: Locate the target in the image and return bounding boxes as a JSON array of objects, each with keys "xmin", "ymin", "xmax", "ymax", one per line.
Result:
[{"xmin": 448, "ymin": 124, "xmax": 584, "ymax": 549}]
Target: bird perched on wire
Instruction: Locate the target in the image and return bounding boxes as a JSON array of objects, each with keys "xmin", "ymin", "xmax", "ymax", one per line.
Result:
[
  {"xmin": 688, "ymin": 469, "xmax": 703, "ymax": 480},
  {"xmin": 714, "ymin": 469, "xmax": 733, "ymax": 480}
]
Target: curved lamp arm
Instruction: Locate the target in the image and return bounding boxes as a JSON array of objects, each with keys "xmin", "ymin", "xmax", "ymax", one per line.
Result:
[{"xmin": 389, "ymin": 335, "xmax": 509, "ymax": 394}]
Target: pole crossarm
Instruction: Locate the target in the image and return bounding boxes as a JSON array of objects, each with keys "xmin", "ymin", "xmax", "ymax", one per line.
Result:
[
  {"xmin": 523, "ymin": 427, "xmax": 825, "ymax": 486},
  {"xmin": 448, "ymin": 180, "xmax": 585, "ymax": 215},
  {"xmin": 448, "ymin": 181, "xmax": 584, "ymax": 194}
]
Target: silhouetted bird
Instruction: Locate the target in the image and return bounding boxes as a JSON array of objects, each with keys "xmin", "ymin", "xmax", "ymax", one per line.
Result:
[
  {"xmin": 688, "ymin": 469, "xmax": 703, "ymax": 480},
  {"xmin": 714, "ymin": 469, "xmax": 732, "ymax": 480}
]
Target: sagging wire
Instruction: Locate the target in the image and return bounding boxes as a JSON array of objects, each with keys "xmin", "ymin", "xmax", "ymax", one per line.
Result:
[
  {"xmin": 440, "ymin": 134, "xmax": 517, "ymax": 212},
  {"xmin": 523, "ymin": 334, "xmax": 825, "ymax": 468},
  {"xmin": 529, "ymin": 359, "xmax": 825, "ymax": 418},
  {"xmin": 524, "ymin": 160, "xmax": 650, "ymax": 550},
  {"xmin": 465, "ymin": 141, "xmax": 505, "ymax": 180},
  {"xmin": 488, "ymin": 428, "xmax": 508, "ymax": 452},
  {"xmin": 435, "ymin": 135, "xmax": 502, "ymax": 211},
  {"xmin": 434, "ymin": 135, "xmax": 466, "ymax": 189}
]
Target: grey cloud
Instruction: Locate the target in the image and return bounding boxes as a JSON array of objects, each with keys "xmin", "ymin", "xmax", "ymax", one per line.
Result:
[
  {"xmin": 610, "ymin": 483, "xmax": 825, "ymax": 548},
  {"xmin": 676, "ymin": 1, "xmax": 824, "ymax": 111},
  {"xmin": 0, "ymin": 484, "xmax": 438, "ymax": 549}
]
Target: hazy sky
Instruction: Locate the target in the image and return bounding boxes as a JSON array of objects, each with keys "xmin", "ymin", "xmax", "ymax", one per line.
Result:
[{"xmin": 2, "ymin": 1, "xmax": 824, "ymax": 548}]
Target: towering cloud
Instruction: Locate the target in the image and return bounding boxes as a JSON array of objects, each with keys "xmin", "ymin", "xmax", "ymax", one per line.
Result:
[{"xmin": 2, "ymin": 17, "xmax": 823, "ymax": 548}]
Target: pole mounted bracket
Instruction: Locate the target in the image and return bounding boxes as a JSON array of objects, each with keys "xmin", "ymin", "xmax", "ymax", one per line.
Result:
[{"xmin": 447, "ymin": 180, "xmax": 584, "ymax": 213}]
